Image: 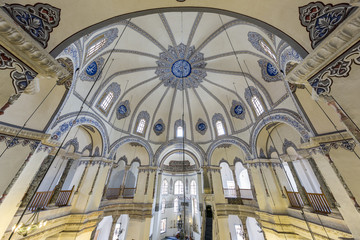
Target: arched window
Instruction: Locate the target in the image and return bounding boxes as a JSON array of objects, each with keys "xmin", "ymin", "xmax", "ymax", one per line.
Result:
[
  {"xmin": 134, "ymin": 111, "xmax": 149, "ymax": 136},
  {"xmin": 96, "ymin": 83, "xmax": 121, "ymax": 116},
  {"xmin": 137, "ymin": 119, "xmax": 146, "ymax": 133},
  {"xmin": 244, "ymin": 86, "xmax": 267, "ymax": 118},
  {"xmin": 174, "ymin": 198, "xmax": 179, "ymax": 212},
  {"xmin": 251, "ymin": 96, "xmax": 264, "ymax": 116},
  {"xmin": 162, "ymin": 180, "xmax": 169, "ymax": 195},
  {"xmin": 100, "ymin": 92, "xmax": 114, "ymax": 111},
  {"xmin": 212, "ymin": 113, "xmax": 226, "ymax": 137},
  {"xmin": 260, "ymin": 40, "xmax": 277, "ymax": 62},
  {"xmin": 174, "ymin": 180, "xmax": 184, "ymax": 195},
  {"xmin": 174, "ymin": 119, "xmax": 185, "ymax": 138},
  {"xmin": 220, "ymin": 162, "xmax": 236, "ymax": 198},
  {"xmin": 86, "ymin": 38, "xmax": 106, "ymax": 58},
  {"xmin": 190, "ymin": 180, "xmax": 197, "ymax": 195},
  {"xmin": 176, "ymin": 126, "xmax": 184, "ymax": 138},
  {"xmin": 161, "ymin": 199, "xmax": 166, "ymax": 213},
  {"xmin": 216, "ymin": 121, "xmax": 225, "ymax": 136}
]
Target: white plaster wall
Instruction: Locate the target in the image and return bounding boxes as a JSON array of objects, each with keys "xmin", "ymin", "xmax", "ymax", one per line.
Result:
[
  {"xmin": 95, "ymin": 216, "xmax": 112, "ymax": 240},
  {"xmin": 247, "ymin": 217, "xmax": 265, "ymax": 240}
]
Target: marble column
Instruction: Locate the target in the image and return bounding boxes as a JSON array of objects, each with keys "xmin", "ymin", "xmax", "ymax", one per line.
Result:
[
  {"xmin": 0, "ymin": 145, "xmax": 51, "ymax": 238},
  {"xmin": 210, "ymin": 167, "xmax": 226, "ymax": 203},
  {"xmin": 20, "ymin": 153, "xmax": 55, "ymax": 207},
  {"xmin": 239, "ymin": 216, "xmax": 248, "ymax": 240},
  {"xmin": 307, "ymin": 157, "xmax": 337, "ymax": 207},
  {"xmin": 71, "ymin": 158, "xmax": 111, "ymax": 213},
  {"xmin": 312, "ymin": 151, "xmax": 360, "ymax": 239},
  {"xmin": 230, "ymin": 166, "xmax": 242, "ymax": 202}
]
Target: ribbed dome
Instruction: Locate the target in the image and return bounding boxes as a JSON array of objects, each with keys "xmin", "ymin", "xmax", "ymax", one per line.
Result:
[{"xmin": 69, "ymin": 11, "xmax": 302, "ymax": 144}]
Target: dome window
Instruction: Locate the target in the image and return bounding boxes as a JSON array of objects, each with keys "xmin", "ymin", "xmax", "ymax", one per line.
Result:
[
  {"xmin": 251, "ymin": 96, "xmax": 264, "ymax": 116},
  {"xmin": 216, "ymin": 121, "xmax": 225, "ymax": 136}
]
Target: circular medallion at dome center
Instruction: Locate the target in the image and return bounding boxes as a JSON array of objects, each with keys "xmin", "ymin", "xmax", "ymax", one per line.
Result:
[{"xmin": 171, "ymin": 60, "xmax": 192, "ymax": 78}]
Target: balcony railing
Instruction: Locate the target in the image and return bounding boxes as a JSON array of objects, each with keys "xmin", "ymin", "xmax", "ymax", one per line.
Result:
[
  {"xmin": 105, "ymin": 187, "xmax": 136, "ymax": 199},
  {"xmin": 106, "ymin": 188, "xmax": 121, "ymax": 199},
  {"xmin": 28, "ymin": 191, "xmax": 53, "ymax": 211},
  {"xmin": 223, "ymin": 188, "xmax": 237, "ymax": 198},
  {"xmin": 55, "ymin": 186, "xmax": 75, "ymax": 207},
  {"xmin": 123, "ymin": 188, "xmax": 136, "ymax": 198},
  {"xmin": 284, "ymin": 187, "xmax": 304, "ymax": 209},
  {"xmin": 306, "ymin": 190, "xmax": 331, "ymax": 214},
  {"xmin": 239, "ymin": 188, "xmax": 253, "ymax": 200},
  {"xmin": 284, "ymin": 186, "xmax": 331, "ymax": 214},
  {"xmin": 28, "ymin": 186, "xmax": 75, "ymax": 211},
  {"xmin": 224, "ymin": 188, "xmax": 254, "ymax": 200}
]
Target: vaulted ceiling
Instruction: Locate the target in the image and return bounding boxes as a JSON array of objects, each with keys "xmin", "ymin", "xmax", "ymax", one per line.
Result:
[{"xmin": 57, "ymin": 11, "xmax": 303, "ymax": 145}]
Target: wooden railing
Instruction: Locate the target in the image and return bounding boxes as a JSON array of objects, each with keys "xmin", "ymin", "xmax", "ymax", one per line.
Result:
[
  {"xmin": 55, "ymin": 186, "xmax": 74, "ymax": 207},
  {"xmin": 122, "ymin": 188, "xmax": 136, "ymax": 198},
  {"xmin": 106, "ymin": 188, "xmax": 121, "ymax": 199},
  {"xmin": 223, "ymin": 188, "xmax": 237, "ymax": 198},
  {"xmin": 284, "ymin": 187, "xmax": 331, "ymax": 214},
  {"xmin": 284, "ymin": 187, "xmax": 304, "ymax": 209},
  {"xmin": 239, "ymin": 189, "xmax": 253, "ymax": 200},
  {"xmin": 306, "ymin": 191, "xmax": 331, "ymax": 214},
  {"xmin": 28, "ymin": 191, "xmax": 53, "ymax": 211}
]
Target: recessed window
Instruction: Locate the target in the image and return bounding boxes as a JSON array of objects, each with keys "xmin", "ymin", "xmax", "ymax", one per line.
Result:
[
  {"xmin": 174, "ymin": 180, "xmax": 184, "ymax": 195},
  {"xmin": 251, "ymin": 96, "xmax": 264, "ymax": 116},
  {"xmin": 87, "ymin": 38, "xmax": 106, "ymax": 58},
  {"xmin": 161, "ymin": 199, "xmax": 166, "ymax": 213},
  {"xmin": 176, "ymin": 126, "xmax": 184, "ymax": 138},
  {"xmin": 174, "ymin": 198, "xmax": 179, "ymax": 212},
  {"xmin": 216, "ymin": 121, "xmax": 225, "ymax": 136},
  {"xmin": 190, "ymin": 180, "xmax": 196, "ymax": 195},
  {"xmin": 162, "ymin": 180, "xmax": 169, "ymax": 195},
  {"xmin": 160, "ymin": 218, "xmax": 166, "ymax": 233},
  {"xmin": 100, "ymin": 92, "xmax": 114, "ymax": 111},
  {"xmin": 137, "ymin": 119, "xmax": 146, "ymax": 134}
]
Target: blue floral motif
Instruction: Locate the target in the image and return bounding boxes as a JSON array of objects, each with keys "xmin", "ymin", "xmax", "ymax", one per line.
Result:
[
  {"xmin": 171, "ymin": 60, "xmax": 192, "ymax": 78},
  {"xmin": 80, "ymin": 57, "xmax": 104, "ymax": 81},
  {"xmin": 4, "ymin": 3, "xmax": 61, "ymax": 48},
  {"xmin": 118, "ymin": 105, "xmax": 127, "ymax": 115},
  {"xmin": 258, "ymin": 59, "xmax": 282, "ymax": 82},
  {"xmin": 196, "ymin": 119, "xmax": 207, "ymax": 135},
  {"xmin": 197, "ymin": 123, "xmax": 206, "ymax": 131},
  {"xmin": 155, "ymin": 43, "xmax": 206, "ymax": 90},
  {"xmin": 155, "ymin": 124, "xmax": 163, "ymax": 131},
  {"xmin": 266, "ymin": 63, "xmax": 278, "ymax": 76},
  {"xmin": 299, "ymin": 2, "xmax": 354, "ymax": 48},
  {"xmin": 234, "ymin": 105, "xmax": 244, "ymax": 115},
  {"xmin": 86, "ymin": 61, "xmax": 97, "ymax": 76},
  {"xmin": 153, "ymin": 119, "xmax": 165, "ymax": 136}
]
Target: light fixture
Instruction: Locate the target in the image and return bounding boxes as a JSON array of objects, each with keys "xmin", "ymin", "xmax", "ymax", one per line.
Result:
[{"xmin": 12, "ymin": 210, "xmax": 47, "ymax": 237}]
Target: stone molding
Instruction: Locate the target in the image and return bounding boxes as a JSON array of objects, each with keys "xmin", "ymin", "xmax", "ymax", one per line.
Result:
[
  {"xmin": 300, "ymin": 131, "xmax": 354, "ymax": 149},
  {"xmin": 0, "ymin": 9, "xmax": 69, "ymax": 79},
  {"xmin": 285, "ymin": 8, "xmax": 360, "ymax": 85}
]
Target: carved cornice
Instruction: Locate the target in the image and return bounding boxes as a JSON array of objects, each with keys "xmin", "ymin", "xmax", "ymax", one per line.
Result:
[
  {"xmin": 0, "ymin": 124, "xmax": 50, "ymax": 142},
  {"xmin": 300, "ymin": 132, "xmax": 353, "ymax": 149},
  {"xmin": 286, "ymin": 8, "xmax": 360, "ymax": 85},
  {"xmin": 0, "ymin": 9, "xmax": 69, "ymax": 79},
  {"xmin": 138, "ymin": 166, "xmax": 158, "ymax": 173}
]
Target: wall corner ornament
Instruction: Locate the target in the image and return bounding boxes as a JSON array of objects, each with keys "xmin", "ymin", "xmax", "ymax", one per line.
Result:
[
  {"xmin": 299, "ymin": 2, "xmax": 355, "ymax": 49},
  {"xmin": 3, "ymin": 3, "xmax": 61, "ymax": 48}
]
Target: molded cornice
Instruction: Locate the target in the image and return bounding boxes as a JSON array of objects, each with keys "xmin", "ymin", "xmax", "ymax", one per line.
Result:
[
  {"xmin": 285, "ymin": 8, "xmax": 360, "ymax": 84},
  {"xmin": 0, "ymin": 9, "xmax": 69, "ymax": 79}
]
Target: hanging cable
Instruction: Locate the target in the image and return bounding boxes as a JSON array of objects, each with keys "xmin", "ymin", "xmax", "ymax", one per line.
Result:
[{"xmin": 8, "ymin": 17, "xmax": 132, "ymax": 240}]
